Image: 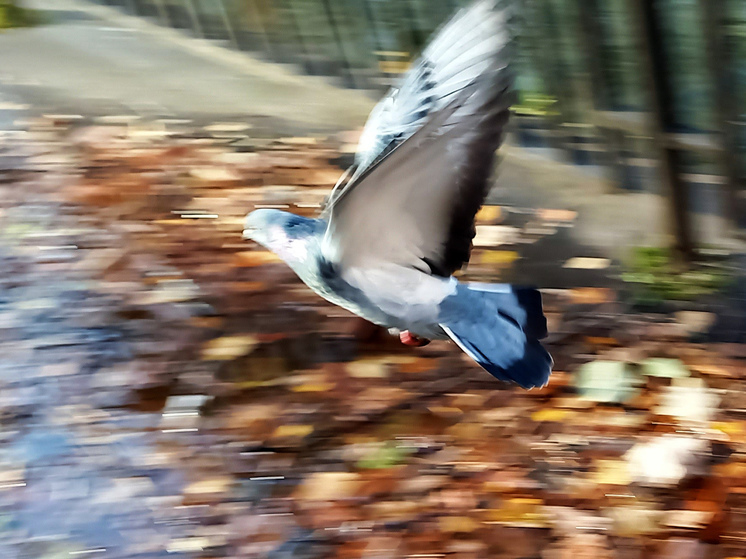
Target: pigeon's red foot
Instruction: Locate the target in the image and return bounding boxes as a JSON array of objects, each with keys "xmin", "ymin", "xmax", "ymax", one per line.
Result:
[{"xmin": 399, "ymin": 330, "xmax": 431, "ymax": 347}]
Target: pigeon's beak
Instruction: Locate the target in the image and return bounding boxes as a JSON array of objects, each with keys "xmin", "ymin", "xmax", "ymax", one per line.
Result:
[{"xmin": 242, "ymin": 225, "xmax": 258, "ymax": 241}]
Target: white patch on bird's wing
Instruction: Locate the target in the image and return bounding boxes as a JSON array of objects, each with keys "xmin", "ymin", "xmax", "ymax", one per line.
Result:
[
  {"xmin": 343, "ymin": 264, "xmax": 457, "ymax": 323},
  {"xmin": 440, "ymin": 324, "xmax": 482, "ymax": 364},
  {"xmin": 466, "ymin": 282, "xmax": 512, "ymax": 294}
]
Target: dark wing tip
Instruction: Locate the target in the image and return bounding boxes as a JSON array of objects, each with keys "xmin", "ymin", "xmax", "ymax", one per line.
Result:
[{"xmin": 438, "ymin": 77, "xmax": 513, "ymax": 275}]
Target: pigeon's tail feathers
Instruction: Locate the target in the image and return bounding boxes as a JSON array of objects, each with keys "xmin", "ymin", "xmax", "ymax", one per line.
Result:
[
  {"xmin": 441, "ymin": 318, "xmax": 552, "ymax": 389},
  {"xmin": 467, "ymin": 284, "xmax": 548, "ymax": 339},
  {"xmin": 440, "ymin": 285, "xmax": 552, "ymax": 388}
]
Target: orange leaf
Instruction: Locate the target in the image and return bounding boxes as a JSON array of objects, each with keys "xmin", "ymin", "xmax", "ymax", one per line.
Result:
[
  {"xmin": 568, "ymin": 288, "xmax": 615, "ymax": 305},
  {"xmin": 233, "ymin": 251, "xmax": 283, "ymax": 267}
]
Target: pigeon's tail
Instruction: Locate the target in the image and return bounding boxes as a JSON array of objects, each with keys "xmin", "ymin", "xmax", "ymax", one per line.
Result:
[
  {"xmin": 466, "ymin": 283, "xmax": 548, "ymax": 340},
  {"xmin": 439, "ymin": 285, "xmax": 552, "ymax": 389}
]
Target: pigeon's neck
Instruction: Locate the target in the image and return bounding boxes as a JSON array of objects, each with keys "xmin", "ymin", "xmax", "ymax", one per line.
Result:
[
  {"xmin": 272, "ymin": 234, "xmax": 318, "ymax": 274},
  {"xmin": 294, "ymin": 249, "xmax": 348, "ymax": 305}
]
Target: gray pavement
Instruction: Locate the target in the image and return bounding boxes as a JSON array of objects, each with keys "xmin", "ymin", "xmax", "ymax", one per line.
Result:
[{"xmin": 2, "ymin": 0, "xmax": 375, "ymax": 131}]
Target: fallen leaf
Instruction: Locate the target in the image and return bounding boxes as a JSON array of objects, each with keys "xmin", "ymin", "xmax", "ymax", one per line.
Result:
[
  {"xmin": 538, "ymin": 208, "xmax": 577, "ymax": 222},
  {"xmin": 476, "ymin": 205, "xmax": 502, "ymax": 223},
  {"xmin": 357, "ymin": 443, "xmax": 409, "ymax": 470},
  {"xmin": 279, "ymin": 136, "xmax": 318, "ymax": 145},
  {"xmin": 675, "ymin": 311, "xmax": 716, "ymax": 334},
  {"xmin": 184, "ymin": 477, "xmax": 232, "ymax": 495},
  {"xmin": 575, "ymin": 360, "xmax": 639, "ymax": 404},
  {"xmin": 291, "ymin": 381, "xmax": 335, "ymax": 392},
  {"xmin": 204, "ymin": 122, "xmax": 252, "ymax": 133},
  {"xmin": 663, "ymin": 510, "xmax": 714, "ymax": 530},
  {"xmin": 594, "ymin": 459, "xmax": 631, "ymax": 486},
  {"xmin": 531, "ymin": 408, "xmax": 570, "ymax": 423},
  {"xmin": 298, "ymin": 472, "xmax": 361, "ymax": 500},
  {"xmin": 472, "ymin": 225, "xmax": 518, "ymax": 247},
  {"xmin": 347, "ymin": 358, "xmax": 390, "ymax": 378},
  {"xmin": 439, "ymin": 515, "xmax": 480, "ymax": 533},
  {"xmin": 606, "ymin": 505, "xmax": 663, "ymax": 537},
  {"xmin": 233, "ymin": 251, "xmax": 283, "ymax": 267},
  {"xmin": 398, "ymin": 357, "xmax": 436, "ymax": 374},
  {"xmin": 641, "ymin": 358, "xmax": 690, "ymax": 379},
  {"xmin": 487, "ymin": 498, "xmax": 549, "ymax": 527},
  {"xmin": 272, "ymin": 424, "xmax": 314, "ymax": 439},
  {"xmin": 476, "ymin": 250, "xmax": 519, "ymax": 266},
  {"xmin": 201, "ymin": 335, "xmax": 258, "ymax": 360},
  {"xmin": 568, "ymin": 287, "xmax": 615, "ymax": 305},
  {"xmin": 656, "ymin": 377, "xmax": 720, "ymax": 423},
  {"xmin": 189, "ymin": 166, "xmax": 242, "ymax": 186},
  {"xmin": 167, "ymin": 538, "xmax": 212, "ymax": 553},
  {"xmin": 563, "ymin": 257, "xmax": 611, "ymax": 270},
  {"xmin": 625, "ymin": 435, "xmax": 708, "ymax": 486}
]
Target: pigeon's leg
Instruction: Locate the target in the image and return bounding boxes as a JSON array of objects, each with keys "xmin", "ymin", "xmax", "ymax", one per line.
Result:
[{"xmin": 399, "ymin": 330, "xmax": 431, "ymax": 347}]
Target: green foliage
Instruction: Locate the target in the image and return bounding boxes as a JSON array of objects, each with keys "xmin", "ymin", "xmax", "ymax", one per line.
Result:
[
  {"xmin": 0, "ymin": 1, "xmax": 42, "ymax": 30},
  {"xmin": 356, "ymin": 442, "xmax": 410, "ymax": 470},
  {"xmin": 575, "ymin": 360, "xmax": 640, "ymax": 404},
  {"xmin": 512, "ymin": 93, "xmax": 559, "ymax": 117},
  {"xmin": 621, "ymin": 246, "xmax": 731, "ymax": 305},
  {"xmin": 640, "ymin": 358, "xmax": 690, "ymax": 379}
]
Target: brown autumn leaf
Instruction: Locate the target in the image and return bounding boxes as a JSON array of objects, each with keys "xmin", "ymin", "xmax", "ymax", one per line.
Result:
[
  {"xmin": 568, "ymin": 287, "xmax": 615, "ymax": 305},
  {"xmin": 201, "ymin": 334, "xmax": 258, "ymax": 360},
  {"xmin": 297, "ymin": 472, "xmax": 362, "ymax": 501},
  {"xmin": 233, "ymin": 251, "xmax": 283, "ymax": 267}
]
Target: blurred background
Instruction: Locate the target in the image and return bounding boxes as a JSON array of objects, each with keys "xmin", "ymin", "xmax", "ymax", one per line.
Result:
[{"xmin": 0, "ymin": 0, "xmax": 745, "ymax": 558}]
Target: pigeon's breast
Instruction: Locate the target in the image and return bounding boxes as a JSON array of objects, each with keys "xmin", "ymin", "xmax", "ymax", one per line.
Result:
[
  {"xmin": 294, "ymin": 257, "xmax": 393, "ymax": 326},
  {"xmin": 294, "ymin": 256, "xmax": 449, "ymax": 338}
]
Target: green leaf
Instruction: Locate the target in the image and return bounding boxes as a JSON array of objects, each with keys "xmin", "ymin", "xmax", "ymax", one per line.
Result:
[
  {"xmin": 575, "ymin": 360, "xmax": 640, "ymax": 404},
  {"xmin": 640, "ymin": 358, "xmax": 690, "ymax": 379},
  {"xmin": 356, "ymin": 443, "xmax": 409, "ymax": 470}
]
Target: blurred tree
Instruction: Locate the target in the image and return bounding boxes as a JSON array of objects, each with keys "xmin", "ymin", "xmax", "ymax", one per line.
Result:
[{"xmin": 0, "ymin": 0, "xmax": 41, "ymax": 29}]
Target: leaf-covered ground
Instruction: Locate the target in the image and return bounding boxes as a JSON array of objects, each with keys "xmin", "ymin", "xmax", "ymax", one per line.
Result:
[{"xmin": 0, "ymin": 118, "xmax": 744, "ymax": 558}]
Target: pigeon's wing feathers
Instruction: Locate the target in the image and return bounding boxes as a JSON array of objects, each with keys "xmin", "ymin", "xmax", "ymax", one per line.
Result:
[
  {"xmin": 323, "ymin": 66, "xmax": 512, "ymax": 277},
  {"xmin": 324, "ymin": 0, "xmax": 511, "ymax": 211},
  {"xmin": 322, "ymin": 1, "xmax": 513, "ymax": 276}
]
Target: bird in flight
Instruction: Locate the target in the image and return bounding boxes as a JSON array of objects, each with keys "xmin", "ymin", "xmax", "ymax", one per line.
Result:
[{"xmin": 244, "ymin": 0, "xmax": 552, "ymax": 388}]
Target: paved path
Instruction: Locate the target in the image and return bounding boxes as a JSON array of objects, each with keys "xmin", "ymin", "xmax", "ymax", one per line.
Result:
[{"xmin": 2, "ymin": 0, "xmax": 375, "ymax": 131}]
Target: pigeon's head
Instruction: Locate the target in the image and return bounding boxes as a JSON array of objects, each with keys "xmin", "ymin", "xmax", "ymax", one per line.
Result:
[{"xmin": 243, "ymin": 209, "xmax": 318, "ymax": 264}]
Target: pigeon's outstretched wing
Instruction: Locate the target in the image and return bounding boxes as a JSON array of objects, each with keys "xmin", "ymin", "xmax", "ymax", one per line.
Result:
[
  {"xmin": 322, "ymin": 0, "xmax": 514, "ymax": 277},
  {"xmin": 325, "ymin": 0, "xmax": 514, "ymax": 209}
]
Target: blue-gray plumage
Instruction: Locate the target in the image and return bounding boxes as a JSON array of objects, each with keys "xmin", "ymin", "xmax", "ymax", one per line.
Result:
[{"xmin": 243, "ymin": 0, "xmax": 553, "ymax": 388}]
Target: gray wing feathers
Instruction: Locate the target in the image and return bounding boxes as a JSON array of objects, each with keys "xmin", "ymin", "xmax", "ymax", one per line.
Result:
[
  {"xmin": 322, "ymin": 0, "xmax": 514, "ymax": 276},
  {"xmin": 323, "ymin": 68, "xmax": 512, "ymax": 275}
]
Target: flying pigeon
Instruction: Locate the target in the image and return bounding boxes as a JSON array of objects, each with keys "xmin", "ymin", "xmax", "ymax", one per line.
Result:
[{"xmin": 243, "ymin": 0, "xmax": 553, "ymax": 388}]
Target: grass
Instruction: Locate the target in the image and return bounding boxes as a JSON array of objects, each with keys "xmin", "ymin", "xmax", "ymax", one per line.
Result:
[
  {"xmin": 621, "ymin": 246, "xmax": 733, "ymax": 307},
  {"xmin": 0, "ymin": 1, "xmax": 43, "ymax": 30},
  {"xmin": 512, "ymin": 93, "xmax": 560, "ymax": 118}
]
